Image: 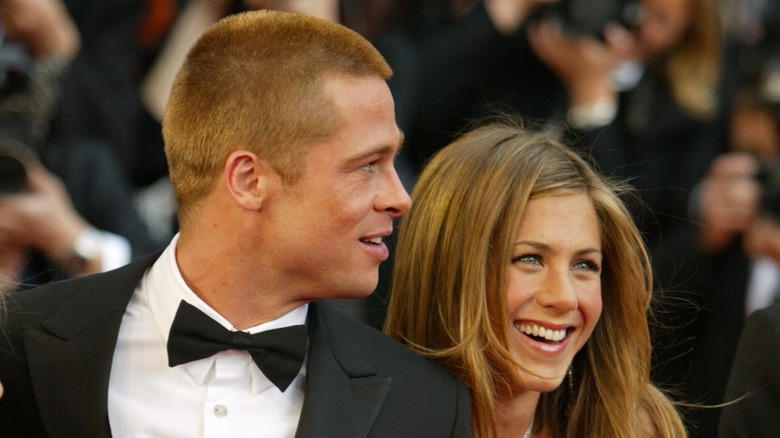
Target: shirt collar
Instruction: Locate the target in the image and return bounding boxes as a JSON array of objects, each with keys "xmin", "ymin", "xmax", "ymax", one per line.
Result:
[{"xmin": 142, "ymin": 233, "xmax": 309, "ymax": 393}]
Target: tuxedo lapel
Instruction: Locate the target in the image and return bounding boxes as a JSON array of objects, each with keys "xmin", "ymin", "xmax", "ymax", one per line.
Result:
[
  {"xmin": 23, "ymin": 252, "xmax": 160, "ymax": 438},
  {"xmin": 25, "ymin": 310, "xmax": 124, "ymax": 438},
  {"xmin": 295, "ymin": 302, "xmax": 391, "ymax": 438}
]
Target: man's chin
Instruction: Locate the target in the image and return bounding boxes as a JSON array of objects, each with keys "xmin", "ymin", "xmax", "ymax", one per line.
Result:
[{"xmin": 327, "ymin": 278, "xmax": 378, "ymax": 300}]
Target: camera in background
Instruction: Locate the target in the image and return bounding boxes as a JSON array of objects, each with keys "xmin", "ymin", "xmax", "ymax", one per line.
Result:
[
  {"xmin": 0, "ymin": 39, "xmax": 38, "ymax": 195},
  {"xmin": 0, "ymin": 137, "xmax": 32, "ymax": 195},
  {"xmin": 529, "ymin": 0, "xmax": 641, "ymax": 40}
]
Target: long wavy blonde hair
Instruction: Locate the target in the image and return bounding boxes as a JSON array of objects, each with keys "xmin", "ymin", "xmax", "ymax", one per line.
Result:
[{"xmin": 384, "ymin": 121, "xmax": 686, "ymax": 437}]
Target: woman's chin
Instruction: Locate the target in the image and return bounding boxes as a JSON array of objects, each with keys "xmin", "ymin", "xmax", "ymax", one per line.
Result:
[
  {"xmin": 527, "ymin": 379, "xmax": 565, "ymax": 394},
  {"xmin": 509, "ymin": 372, "xmax": 567, "ymax": 395}
]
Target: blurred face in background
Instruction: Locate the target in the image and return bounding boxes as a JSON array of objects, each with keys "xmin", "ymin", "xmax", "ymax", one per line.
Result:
[
  {"xmin": 241, "ymin": 0, "xmax": 340, "ymax": 21},
  {"xmin": 730, "ymin": 101, "xmax": 780, "ymax": 161},
  {"xmin": 633, "ymin": 0, "xmax": 692, "ymax": 60}
]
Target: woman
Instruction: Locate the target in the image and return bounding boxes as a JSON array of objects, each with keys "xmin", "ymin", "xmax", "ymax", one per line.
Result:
[
  {"xmin": 384, "ymin": 121, "xmax": 686, "ymax": 437},
  {"xmin": 529, "ymin": 2, "xmax": 728, "ymax": 434}
]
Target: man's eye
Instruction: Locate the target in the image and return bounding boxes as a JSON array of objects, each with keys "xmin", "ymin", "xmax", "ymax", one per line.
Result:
[{"xmin": 361, "ymin": 162, "xmax": 376, "ymax": 172}]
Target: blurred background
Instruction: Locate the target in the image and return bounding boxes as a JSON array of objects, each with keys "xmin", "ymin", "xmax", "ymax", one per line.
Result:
[{"xmin": 2, "ymin": 1, "xmax": 780, "ymax": 436}]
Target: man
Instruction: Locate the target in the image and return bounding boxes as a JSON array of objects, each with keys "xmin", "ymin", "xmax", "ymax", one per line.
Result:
[
  {"xmin": 0, "ymin": 10, "xmax": 471, "ymax": 437},
  {"xmin": 719, "ymin": 301, "xmax": 780, "ymax": 437}
]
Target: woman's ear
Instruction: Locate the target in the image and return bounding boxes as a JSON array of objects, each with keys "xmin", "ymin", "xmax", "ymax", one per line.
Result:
[{"xmin": 224, "ymin": 150, "xmax": 277, "ymax": 211}]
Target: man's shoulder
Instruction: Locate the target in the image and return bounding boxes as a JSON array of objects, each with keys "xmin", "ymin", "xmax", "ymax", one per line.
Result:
[
  {"xmin": 744, "ymin": 303, "xmax": 780, "ymax": 335},
  {"xmin": 5, "ymin": 273, "xmax": 100, "ymax": 321},
  {"xmin": 760, "ymin": 302, "xmax": 780, "ymax": 323},
  {"xmin": 310, "ymin": 302, "xmax": 472, "ymax": 437},
  {"xmin": 313, "ymin": 302, "xmax": 458, "ymax": 381},
  {"xmin": 4, "ymin": 252, "xmax": 160, "ymax": 323}
]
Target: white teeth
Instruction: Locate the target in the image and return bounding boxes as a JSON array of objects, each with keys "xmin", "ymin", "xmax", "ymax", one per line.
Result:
[
  {"xmin": 514, "ymin": 322, "xmax": 567, "ymax": 342},
  {"xmin": 363, "ymin": 236, "xmax": 382, "ymax": 244}
]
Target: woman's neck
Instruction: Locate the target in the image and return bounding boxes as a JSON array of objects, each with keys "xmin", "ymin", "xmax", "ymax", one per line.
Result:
[{"xmin": 495, "ymin": 390, "xmax": 541, "ymax": 438}]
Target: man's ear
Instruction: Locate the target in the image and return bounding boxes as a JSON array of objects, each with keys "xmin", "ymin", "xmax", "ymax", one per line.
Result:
[{"xmin": 224, "ymin": 150, "xmax": 278, "ymax": 211}]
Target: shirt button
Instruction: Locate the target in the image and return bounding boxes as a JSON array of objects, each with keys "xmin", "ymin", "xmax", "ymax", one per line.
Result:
[{"xmin": 213, "ymin": 405, "xmax": 228, "ymax": 418}]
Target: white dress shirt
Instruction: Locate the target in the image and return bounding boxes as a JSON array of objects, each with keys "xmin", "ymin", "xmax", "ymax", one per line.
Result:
[
  {"xmin": 746, "ymin": 256, "xmax": 780, "ymax": 316},
  {"xmin": 108, "ymin": 234, "xmax": 308, "ymax": 438},
  {"xmin": 95, "ymin": 228, "xmax": 132, "ymax": 272}
]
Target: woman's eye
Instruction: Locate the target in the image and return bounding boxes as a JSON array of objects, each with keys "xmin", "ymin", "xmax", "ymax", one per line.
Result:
[
  {"xmin": 574, "ymin": 260, "xmax": 601, "ymax": 273},
  {"xmin": 511, "ymin": 254, "xmax": 540, "ymax": 265}
]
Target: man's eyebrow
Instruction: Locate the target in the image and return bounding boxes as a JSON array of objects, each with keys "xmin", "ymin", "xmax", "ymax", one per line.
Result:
[
  {"xmin": 392, "ymin": 131, "xmax": 407, "ymax": 157},
  {"xmin": 345, "ymin": 130, "xmax": 405, "ymax": 163}
]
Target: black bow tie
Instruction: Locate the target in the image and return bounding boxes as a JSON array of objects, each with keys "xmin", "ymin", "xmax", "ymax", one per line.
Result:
[{"xmin": 167, "ymin": 300, "xmax": 308, "ymax": 392}]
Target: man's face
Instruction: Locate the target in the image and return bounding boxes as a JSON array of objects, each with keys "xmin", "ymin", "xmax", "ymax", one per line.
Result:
[{"xmin": 264, "ymin": 75, "xmax": 411, "ymax": 299}]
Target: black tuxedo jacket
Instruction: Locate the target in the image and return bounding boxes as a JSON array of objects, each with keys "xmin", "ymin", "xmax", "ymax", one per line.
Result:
[
  {"xmin": 0, "ymin": 252, "xmax": 472, "ymax": 437},
  {"xmin": 719, "ymin": 303, "xmax": 780, "ymax": 438}
]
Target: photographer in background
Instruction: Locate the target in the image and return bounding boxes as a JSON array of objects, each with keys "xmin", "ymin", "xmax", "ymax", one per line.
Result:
[
  {"xmin": 528, "ymin": 2, "xmax": 732, "ymax": 435},
  {"xmin": 0, "ymin": 0, "xmax": 163, "ymax": 292},
  {"xmin": 686, "ymin": 14, "xmax": 780, "ymax": 433}
]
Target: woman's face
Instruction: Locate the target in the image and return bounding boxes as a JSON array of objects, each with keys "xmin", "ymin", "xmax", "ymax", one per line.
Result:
[
  {"xmin": 504, "ymin": 192, "xmax": 603, "ymax": 393},
  {"xmin": 634, "ymin": 0, "xmax": 693, "ymax": 60}
]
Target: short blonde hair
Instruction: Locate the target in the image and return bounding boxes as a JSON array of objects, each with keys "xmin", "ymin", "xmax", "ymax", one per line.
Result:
[
  {"xmin": 384, "ymin": 120, "xmax": 686, "ymax": 437},
  {"xmin": 163, "ymin": 10, "xmax": 392, "ymax": 218}
]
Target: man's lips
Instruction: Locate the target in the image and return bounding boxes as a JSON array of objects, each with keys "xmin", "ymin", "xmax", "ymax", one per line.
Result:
[
  {"xmin": 360, "ymin": 228, "xmax": 393, "ymax": 245},
  {"xmin": 359, "ymin": 230, "xmax": 393, "ymax": 261}
]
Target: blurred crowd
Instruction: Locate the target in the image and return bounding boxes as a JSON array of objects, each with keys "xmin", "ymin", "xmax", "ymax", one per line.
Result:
[{"xmin": 1, "ymin": 0, "xmax": 779, "ymax": 436}]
